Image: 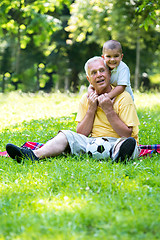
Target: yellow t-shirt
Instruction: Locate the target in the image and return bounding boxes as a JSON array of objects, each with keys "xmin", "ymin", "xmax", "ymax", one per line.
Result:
[{"xmin": 76, "ymin": 92, "xmax": 140, "ymax": 144}]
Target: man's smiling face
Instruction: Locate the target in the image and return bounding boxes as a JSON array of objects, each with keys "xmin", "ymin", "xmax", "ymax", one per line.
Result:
[{"xmin": 87, "ymin": 58, "xmax": 111, "ymax": 95}]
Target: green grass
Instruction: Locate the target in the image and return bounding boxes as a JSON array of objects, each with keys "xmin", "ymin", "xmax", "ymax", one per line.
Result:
[{"xmin": 0, "ymin": 91, "xmax": 160, "ymax": 240}]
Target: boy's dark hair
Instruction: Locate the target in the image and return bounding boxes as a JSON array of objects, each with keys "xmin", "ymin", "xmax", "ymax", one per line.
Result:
[{"xmin": 103, "ymin": 40, "xmax": 122, "ymax": 54}]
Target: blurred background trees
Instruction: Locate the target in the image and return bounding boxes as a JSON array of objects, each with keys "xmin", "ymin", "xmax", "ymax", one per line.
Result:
[{"xmin": 0, "ymin": 0, "xmax": 159, "ymax": 93}]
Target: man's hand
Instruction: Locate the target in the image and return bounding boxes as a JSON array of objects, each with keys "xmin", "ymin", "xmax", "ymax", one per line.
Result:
[
  {"xmin": 98, "ymin": 93, "xmax": 132, "ymax": 138},
  {"xmin": 88, "ymin": 91, "xmax": 98, "ymax": 111}
]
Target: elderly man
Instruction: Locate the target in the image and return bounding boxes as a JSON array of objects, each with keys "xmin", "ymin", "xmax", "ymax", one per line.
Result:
[{"xmin": 6, "ymin": 56, "xmax": 140, "ymax": 162}]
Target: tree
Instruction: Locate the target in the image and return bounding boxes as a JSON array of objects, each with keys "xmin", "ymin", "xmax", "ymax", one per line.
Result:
[
  {"xmin": 136, "ymin": 0, "xmax": 160, "ymax": 30},
  {"xmin": 66, "ymin": 0, "xmax": 160, "ymax": 90},
  {"xmin": 0, "ymin": 0, "xmax": 159, "ymax": 93},
  {"xmin": 0, "ymin": 0, "xmax": 71, "ymax": 91}
]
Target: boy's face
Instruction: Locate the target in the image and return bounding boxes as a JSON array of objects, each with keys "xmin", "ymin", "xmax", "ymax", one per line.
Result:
[{"xmin": 102, "ymin": 48, "xmax": 123, "ymax": 70}]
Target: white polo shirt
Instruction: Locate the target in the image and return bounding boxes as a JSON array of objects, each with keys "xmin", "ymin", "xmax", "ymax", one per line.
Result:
[{"xmin": 110, "ymin": 61, "xmax": 134, "ymax": 101}]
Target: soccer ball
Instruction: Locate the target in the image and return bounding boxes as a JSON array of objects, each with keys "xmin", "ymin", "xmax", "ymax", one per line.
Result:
[{"xmin": 86, "ymin": 138, "xmax": 111, "ymax": 160}]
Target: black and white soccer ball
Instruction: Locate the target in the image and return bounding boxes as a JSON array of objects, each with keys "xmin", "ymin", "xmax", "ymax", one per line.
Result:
[{"xmin": 86, "ymin": 138, "xmax": 111, "ymax": 160}]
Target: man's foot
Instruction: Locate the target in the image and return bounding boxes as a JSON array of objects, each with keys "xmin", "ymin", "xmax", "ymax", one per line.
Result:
[
  {"xmin": 111, "ymin": 137, "xmax": 137, "ymax": 162},
  {"xmin": 6, "ymin": 143, "xmax": 39, "ymax": 163}
]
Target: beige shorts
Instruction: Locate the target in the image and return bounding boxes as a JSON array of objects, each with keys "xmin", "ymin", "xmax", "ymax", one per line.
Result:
[
  {"xmin": 60, "ymin": 130, "xmax": 118, "ymax": 155},
  {"xmin": 60, "ymin": 130, "xmax": 140, "ymax": 160}
]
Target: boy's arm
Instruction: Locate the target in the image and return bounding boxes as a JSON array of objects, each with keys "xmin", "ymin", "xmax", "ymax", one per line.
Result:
[{"xmin": 107, "ymin": 85, "xmax": 126, "ymax": 99}]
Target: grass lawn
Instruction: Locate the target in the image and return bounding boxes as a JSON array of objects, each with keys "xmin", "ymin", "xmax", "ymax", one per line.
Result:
[{"xmin": 0, "ymin": 91, "xmax": 160, "ymax": 240}]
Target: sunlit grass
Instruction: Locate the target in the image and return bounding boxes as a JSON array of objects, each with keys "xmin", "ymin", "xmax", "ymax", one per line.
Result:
[
  {"xmin": 134, "ymin": 91, "xmax": 160, "ymax": 144},
  {"xmin": 0, "ymin": 91, "xmax": 160, "ymax": 240},
  {"xmin": 0, "ymin": 91, "xmax": 80, "ymax": 131},
  {"xmin": 134, "ymin": 91, "xmax": 160, "ymax": 109}
]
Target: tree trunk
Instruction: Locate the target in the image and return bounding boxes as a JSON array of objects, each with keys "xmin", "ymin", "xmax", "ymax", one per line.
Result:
[
  {"xmin": 2, "ymin": 74, "xmax": 5, "ymax": 93},
  {"xmin": 134, "ymin": 37, "xmax": 140, "ymax": 90},
  {"xmin": 36, "ymin": 64, "xmax": 40, "ymax": 91},
  {"xmin": 15, "ymin": 26, "xmax": 21, "ymax": 75},
  {"xmin": 64, "ymin": 76, "xmax": 69, "ymax": 92},
  {"xmin": 71, "ymin": 69, "xmax": 79, "ymax": 92},
  {"xmin": 55, "ymin": 80, "xmax": 59, "ymax": 91},
  {"xmin": 15, "ymin": 1, "xmax": 22, "ymax": 84}
]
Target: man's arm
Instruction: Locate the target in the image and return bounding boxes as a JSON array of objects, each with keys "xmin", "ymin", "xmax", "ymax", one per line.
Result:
[
  {"xmin": 76, "ymin": 92, "xmax": 98, "ymax": 136},
  {"xmin": 98, "ymin": 93, "xmax": 132, "ymax": 137}
]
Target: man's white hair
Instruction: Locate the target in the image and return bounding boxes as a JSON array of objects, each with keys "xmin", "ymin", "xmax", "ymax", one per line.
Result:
[{"xmin": 84, "ymin": 56, "xmax": 107, "ymax": 77}]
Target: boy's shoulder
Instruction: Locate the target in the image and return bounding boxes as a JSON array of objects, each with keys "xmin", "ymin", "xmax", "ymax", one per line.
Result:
[{"xmin": 118, "ymin": 61, "xmax": 129, "ymax": 70}]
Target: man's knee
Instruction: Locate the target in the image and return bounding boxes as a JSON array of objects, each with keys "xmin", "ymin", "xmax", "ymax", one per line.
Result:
[
  {"xmin": 57, "ymin": 131, "xmax": 70, "ymax": 153},
  {"xmin": 57, "ymin": 131, "xmax": 69, "ymax": 144}
]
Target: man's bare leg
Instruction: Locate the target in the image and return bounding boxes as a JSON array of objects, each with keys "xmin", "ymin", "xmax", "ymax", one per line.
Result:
[{"xmin": 34, "ymin": 132, "xmax": 69, "ymax": 159}]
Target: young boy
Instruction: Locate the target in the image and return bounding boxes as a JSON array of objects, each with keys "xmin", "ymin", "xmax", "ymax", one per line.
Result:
[{"xmin": 88, "ymin": 40, "xmax": 134, "ymax": 101}]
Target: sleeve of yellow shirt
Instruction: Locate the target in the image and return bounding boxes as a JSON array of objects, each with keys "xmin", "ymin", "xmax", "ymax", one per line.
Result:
[
  {"xmin": 75, "ymin": 93, "xmax": 88, "ymax": 122},
  {"xmin": 114, "ymin": 92, "xmax": 140, "ymax": 127}
]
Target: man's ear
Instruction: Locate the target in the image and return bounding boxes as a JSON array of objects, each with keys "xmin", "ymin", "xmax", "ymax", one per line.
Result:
[{"xmin": 87, "ymin": 76, "xmax": 90, "ymax": 83}]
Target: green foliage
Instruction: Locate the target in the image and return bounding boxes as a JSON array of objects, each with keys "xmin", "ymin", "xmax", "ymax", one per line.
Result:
[
  {"xmin": 0, "ymin": 0, "xmax": 160, "ymax": 93},
  {"xmin": 66, "ymin": 0, "xmax": 160, "ymax": 91},
  {"xmin": 0, "ymin": 92, "xmax": 160, "ymax": 239},
  {"xmin": 136, "ymin": 0, "xmax": 160, "ymax": 30},
  {"xmin": 66, "ymin": 0, "xmax": 112, "ymax": 45},
  {"xmin": 0, "ymin": 0, "xmax": 63, "ymax": 47},
  {"xmin": 0, "ymin": 0, "xmax": 73, "ymax": 91},
  {"xmin": 67, "ymin": 0, "xmax": 159, "ymax": 45},
  {"xmin": 150, "ymin": 73, "xmax": 160, "ymax": 84}
]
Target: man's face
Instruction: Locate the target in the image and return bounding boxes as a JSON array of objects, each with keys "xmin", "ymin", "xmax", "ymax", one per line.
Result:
[
  {"xmin": 103, "ymin": 48, "xmax": 123, "ymax": 70},
  {"xmin": 87, "ymin": 59, "xmax": 111, "ymax": 95}
]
